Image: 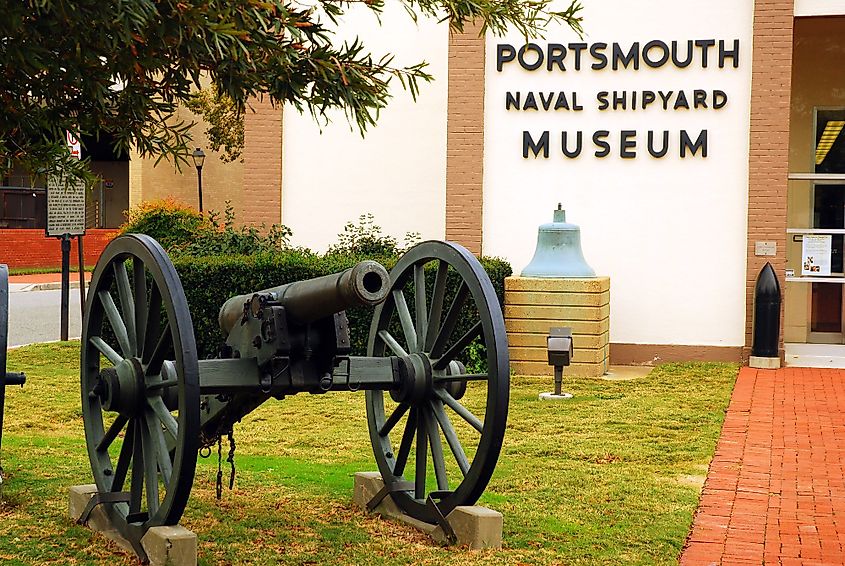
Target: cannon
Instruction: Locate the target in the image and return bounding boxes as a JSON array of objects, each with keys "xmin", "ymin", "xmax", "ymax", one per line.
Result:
[
  {"xmin": 0, "ymin": 264, "xmax": 27, "ymax": 493},
  {"xmin": 79, "ymin": 234, "xmax": 509, "ymax": 556}
]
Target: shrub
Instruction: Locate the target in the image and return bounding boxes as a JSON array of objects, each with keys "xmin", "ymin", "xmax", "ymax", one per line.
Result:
[
  {"xmin": 121, "ymin": 199, "xmax": 294, "ymax": 256},
  {"xmin": 327, "ymin": 213, "xmax": 420, "ymax": 256},
  {"xmin": 119, "ymin": 197, "xmax": 204, "ymax": 250},
  {"xmin": 171, "ymin": 202, "xmax": 293, "ymax": 256},
  {"xmin": 172, "ymin": 251, "xmax": 511, "ymax": 360}
]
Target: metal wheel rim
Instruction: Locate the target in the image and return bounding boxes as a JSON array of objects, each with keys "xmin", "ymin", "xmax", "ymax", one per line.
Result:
[
  {"xmin": 81, "ymin": 234, "xmax": 199, "ymax": 530},
  {"xmin": 365, "ymin": 240, "xmax": 509, "ymax": 523}
]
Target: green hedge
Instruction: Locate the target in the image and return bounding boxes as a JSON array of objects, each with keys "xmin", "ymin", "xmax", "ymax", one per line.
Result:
[{"xmin": 171, "ymin": 251, "xmax": 512, "ymax": 359}]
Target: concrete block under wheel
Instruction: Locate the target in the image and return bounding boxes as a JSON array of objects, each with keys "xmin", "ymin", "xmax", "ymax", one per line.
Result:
[
  {"xmin": 353, "ymin": 472, "xmax": 503, "ymax": 550},
  {"xmin": 69, "ymin": 484, "xmax": 197, "ymax": 566}
]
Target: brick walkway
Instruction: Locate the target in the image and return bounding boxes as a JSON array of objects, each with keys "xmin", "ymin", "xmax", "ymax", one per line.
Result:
[{"xmin": 681, "ymin": 367, "xmax": 845, "ymax": 565}]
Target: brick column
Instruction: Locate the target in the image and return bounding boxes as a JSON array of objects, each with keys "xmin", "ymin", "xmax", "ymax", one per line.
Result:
[
  {"xmin": 745, "ymin": 1, "xmax": 794, "ymax": 357},
  {"xmin": 446, "ymin": 22, "xmax": 485, "ymax": 255},
  {"xmin": 242, "ymin": 96, "xmax": 283, "ymax": 226}
]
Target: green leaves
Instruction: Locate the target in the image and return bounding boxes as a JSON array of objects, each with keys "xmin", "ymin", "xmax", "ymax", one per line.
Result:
[{"xmin": 1, "ymin": 0, "xmax": 582, "ymax": 174}]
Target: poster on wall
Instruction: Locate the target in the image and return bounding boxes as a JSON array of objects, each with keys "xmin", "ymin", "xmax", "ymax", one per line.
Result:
[{"xmin": 802, "ymin": 234, "xmax": 832, "ymax": 276}]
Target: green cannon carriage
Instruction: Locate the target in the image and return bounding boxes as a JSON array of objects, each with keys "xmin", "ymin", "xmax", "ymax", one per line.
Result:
[{"xmin": 79, "ymin": 234, "xmax": 509, "ymax": 557}]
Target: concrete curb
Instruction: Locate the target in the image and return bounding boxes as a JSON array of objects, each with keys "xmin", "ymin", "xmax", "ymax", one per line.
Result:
[{"xmin": 17, "ymin": 281, "xmax": 84, "ymax": 292}]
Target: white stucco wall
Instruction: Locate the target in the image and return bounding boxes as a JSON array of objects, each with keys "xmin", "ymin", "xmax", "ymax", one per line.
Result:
[
  {"xmin": 795, "ymin": 0, "xmax": 845, "ymax": 16},
  {"xmin": 483, "ymin": 0, "xmax": 754, "ymax": 346},
  {"xmin": 282, "ymin": 4, "xmax": 448, "ymax": 251}
]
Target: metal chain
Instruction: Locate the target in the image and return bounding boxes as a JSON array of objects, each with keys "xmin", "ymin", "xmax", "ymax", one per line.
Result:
[
  {"xmin": 226, "ymin": 429, "xmax": 236, "ymax": 490},
  {"xmin": 215, "ymin": 436, "xmax": 223, "ymax": 500}
]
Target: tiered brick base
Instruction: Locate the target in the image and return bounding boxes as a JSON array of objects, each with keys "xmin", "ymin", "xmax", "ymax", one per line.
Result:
[{"xmin": 504, "ymin": 277, "xmax": 610, "ymax": 377}]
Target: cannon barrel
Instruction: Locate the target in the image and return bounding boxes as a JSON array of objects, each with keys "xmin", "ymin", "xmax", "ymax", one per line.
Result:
[{"xmin": 219, "ymin": 260, "xmax": 391, "ymax": 334}]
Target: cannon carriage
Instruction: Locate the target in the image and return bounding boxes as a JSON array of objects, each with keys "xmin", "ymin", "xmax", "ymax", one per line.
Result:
[{"xmin": 79, "ymin": 234, "xmax": 509, "ymax": 555}]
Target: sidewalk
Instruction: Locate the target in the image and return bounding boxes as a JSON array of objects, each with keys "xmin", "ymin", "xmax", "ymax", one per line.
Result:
[
  {"xmin": 680, "ymin": 367, "xmax": 845, "ymax": 565},
  {"xmin": 8, "ymin": 271, "xmax": 92, "ymax": 291}
]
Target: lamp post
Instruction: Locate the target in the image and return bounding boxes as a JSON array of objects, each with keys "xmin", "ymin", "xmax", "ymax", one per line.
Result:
[{"xmin": 191, "ymin": 147, "xmax": 206, "ymax": 212}]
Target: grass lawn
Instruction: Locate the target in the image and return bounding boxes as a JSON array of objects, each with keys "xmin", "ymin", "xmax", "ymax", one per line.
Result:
[{"xmin": 0, "ymin": 342, "xmax": 737, "ymax": 565}]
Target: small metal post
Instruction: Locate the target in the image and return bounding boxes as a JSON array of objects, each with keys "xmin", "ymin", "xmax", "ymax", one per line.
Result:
[
  {"xmin": 197, "ymin": 165, "xmax": 203, "ymax": 213},
  {"xmin": 554, "ymin": 366, "xmax": 563, "ymax": 396},
  {"xmin": 60, "ymin": 234, "xmax": 71, "ymax": 341},
  {"xmin": 77, "ymin": 235, "xmax": 86, "ymax": 325}
]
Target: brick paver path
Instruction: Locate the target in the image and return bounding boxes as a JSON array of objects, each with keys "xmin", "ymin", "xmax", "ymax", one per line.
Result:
[{"xmin": 681, "ymin": 367, "xmax": 845, "ymax": 565}]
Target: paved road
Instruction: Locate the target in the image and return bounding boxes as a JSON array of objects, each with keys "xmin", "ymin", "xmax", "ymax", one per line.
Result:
[{"xmin": 8, "ymin": 285, "xmax": 84, "ymax": 346}]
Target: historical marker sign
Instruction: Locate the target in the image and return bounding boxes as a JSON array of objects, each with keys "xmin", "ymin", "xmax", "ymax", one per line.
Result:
[{"xmin": 46, "ymin": 172, "xmax": 86, "ymax": 237}]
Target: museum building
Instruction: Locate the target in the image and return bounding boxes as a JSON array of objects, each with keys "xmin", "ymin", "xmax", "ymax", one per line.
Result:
[{"xmin": 4, "ymin": 0, "xmax": 845, "ymax": 368}]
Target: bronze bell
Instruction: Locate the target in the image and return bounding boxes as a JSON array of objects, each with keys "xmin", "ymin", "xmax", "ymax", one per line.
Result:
[{"xmin": 521, "ymin": 204, "xmax": 596, "ymax": 278}]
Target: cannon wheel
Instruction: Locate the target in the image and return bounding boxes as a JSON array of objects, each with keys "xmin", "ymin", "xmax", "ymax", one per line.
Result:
[
  {"xmin": 81, "ymin": 234, "xmax": 199, "ymax": 546},
  {"xmin": 366, "ymin": 240, "xmax": 509, "ymax": 523}
]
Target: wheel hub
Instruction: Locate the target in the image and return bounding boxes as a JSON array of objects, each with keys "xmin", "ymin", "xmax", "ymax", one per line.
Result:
[
  {"xmin": 391, "ymin": 353, "xmax": 433, "ymax": 403},
  {"xmin": 100, "ymin": 358, "xmax": 145, "ymax": 416}
]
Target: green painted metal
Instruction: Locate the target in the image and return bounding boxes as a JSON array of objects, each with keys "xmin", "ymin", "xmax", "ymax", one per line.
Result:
[{"xmin": 521, "ymin": 204, "xmax": 597, "ymax": 278}]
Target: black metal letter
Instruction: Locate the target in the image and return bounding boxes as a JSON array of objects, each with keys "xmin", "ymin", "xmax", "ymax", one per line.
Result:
[
  {"xmin": 719, "ymin": 39, "xmax": 740, "ymax": 69},
  {"xmin": 547, "ymin": 44, "xmax": 566, "ymax": 71},
  {"xmin": 612, "ymin": 42, "xmax": 640, "ymax": 70},
  {"xmin": 523, "ymin": 131, "xmax": 550, "ymax": 158},
  {"xmin": 561, "ymin": 131, "xmax": 583, "ymax": 158},
  {"xmin": 647, "ymin": 131, "xmax": 669, "ymax": 158},
  {"xmin": 518, "ymin": 43, "xmax": 544, "ymax": 71},
  {"xmin": 593, "ymin": 130, "xmax": 610, "ymax": 157},
  {"xmin": 590, "ymin": 43, "xmax": 608, "ymax": 70},
  {"xmin": 497, "ymin": 44, "xmax": 516, "ymax": 71},
  {"xmin": 643, "ymin": 40, "xmax": 670, "ymax": 68},
  {"xmin": 620, "ymin": 130, "xmax": 637, "ymax": 158},
  {"xmin": 680, "ymin": 130, "xmax": 708, "ymax": 158}
]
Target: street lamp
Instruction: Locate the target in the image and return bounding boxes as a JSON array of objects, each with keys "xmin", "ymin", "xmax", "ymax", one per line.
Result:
[{"xmin": 191, "ymin": 147, "xmax": 206, "ymax": 212}]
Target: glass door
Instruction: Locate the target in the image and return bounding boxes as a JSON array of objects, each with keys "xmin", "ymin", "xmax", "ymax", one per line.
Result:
[{"xmin": 808, "ymin": 109, "xmax": 845, "ymax": 343}]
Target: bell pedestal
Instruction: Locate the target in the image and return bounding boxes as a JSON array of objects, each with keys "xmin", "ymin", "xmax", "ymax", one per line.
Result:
[{"xmin": 505, "ymin": 276, "xmax": 610, "ymax": 378}]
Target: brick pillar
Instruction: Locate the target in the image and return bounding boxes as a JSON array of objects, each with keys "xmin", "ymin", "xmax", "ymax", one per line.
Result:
[
  {"xmin": 242, "ymin": 96, "xmax": 283, "ymax": 226},
  {"xmin": 446, "ymin": 22, "xmax": 485, "ymax": 255},
  {"xmin": 745, "ymin": 1, "xmax": 794, "ymax": 356}
]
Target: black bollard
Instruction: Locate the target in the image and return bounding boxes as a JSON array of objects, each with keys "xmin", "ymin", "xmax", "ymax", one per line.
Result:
[{"xmin": 752, "ymin": 262, "xmax": 781, "ymax": 358}]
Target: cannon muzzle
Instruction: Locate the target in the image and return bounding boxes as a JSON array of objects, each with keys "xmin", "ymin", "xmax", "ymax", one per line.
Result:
[{"xmin": 218, "ymin": 260, "xmax": 391, "ymax": 334}]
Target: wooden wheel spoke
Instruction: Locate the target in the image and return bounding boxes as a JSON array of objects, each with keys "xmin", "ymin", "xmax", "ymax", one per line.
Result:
[
  {"xmin": 415, "ymin": 408, "xmax": 427, "ymax": 499},
  {"xmin": 431, "ymin": 399, "xmax": 470, "ymax": 476},
  {"xmin": 145, "ymin": 323, "xmax": 172, "ymax": 377},
  {"xmin": 414, "ymin": 264, "xmax": 427, "ymax": 350},
  {"xmin": 133, "ymin": 259, "xmax": 148, "ymax": 356},
  {"xmin": 97, "ymin": 414, "xmax": 128, "ymax": 453},
  {"xmin": 424, "ymin": 260, "xmax": 448, "ymax": 352},
  {"xmin": 114, "ymin": 261, "xmax": 137, "ymax": 356},
  {"xmin": 379, "ymin": 402, "xmax": 409, "ymax": 437},
  {"xmin": 378, "ymin": 330, "xmax": 408, "ymax": 358},
  {"xmin": 433, "ymin": 373, "xmax": 488, "ymax": 383},
  {"xmin": 145, "ymin": 407, "xmax": 172, "ymax": 486},
  {"xmin": 148, "ymin": 395, "xmax": 178, "ymax": 439},
  {"xmin": 435, "ymin": 389, "xmax": 483, "ymax": 433},
  {"xmin": 130, "ymin": 419, "xmax": 144, "ymax": 514},
  {"xmin": 141, "ymin": 284, "xmax": 162, "ymax": 364},
  {"xmin": 140, "ymin": 416, "xmax": 160, "ymax": 514},
  {"xmin": 111, "ymin": 419, "xmax": 135, "ymax": 493},
  {"xmin": 99, "ymin": 289, "xmax": 132, "ymax": 358},
  {"xmin": 425, "ymin": 404, "xmax": 449, "ymax": 491},
  {"xmin": 90, "ymin": 336, "xmax": 123, "ymax": 366},
  {"xmin": 430, "ymin": 282, "xmax": 469, "ymax": 358},
  {"xmin": 393, "ymin": 407, "xmax": 417, "ymax": 477},
  {"xmin": 393, "ymin": 289, "xmax": 417, "ymax": 353},
  {"xmin": 433, "ymin": 321, "xmax": 482, "ymax": 370}
]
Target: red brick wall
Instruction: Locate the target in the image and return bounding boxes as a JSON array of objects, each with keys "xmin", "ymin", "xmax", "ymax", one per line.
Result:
[
  {"xmin": 446, "ymin": 22, "xmax": 485, "ymax": 255},
  {"xmin": 0, "ymin": 229, "xmax": 116, "ymax": 269},
  {"xmin": 745, "ymin": 1, "xmax": 794, "ymax": 357},
  {"xmin": 242, "ymin": 96, "xmax": 283, "ymax": 226}
]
